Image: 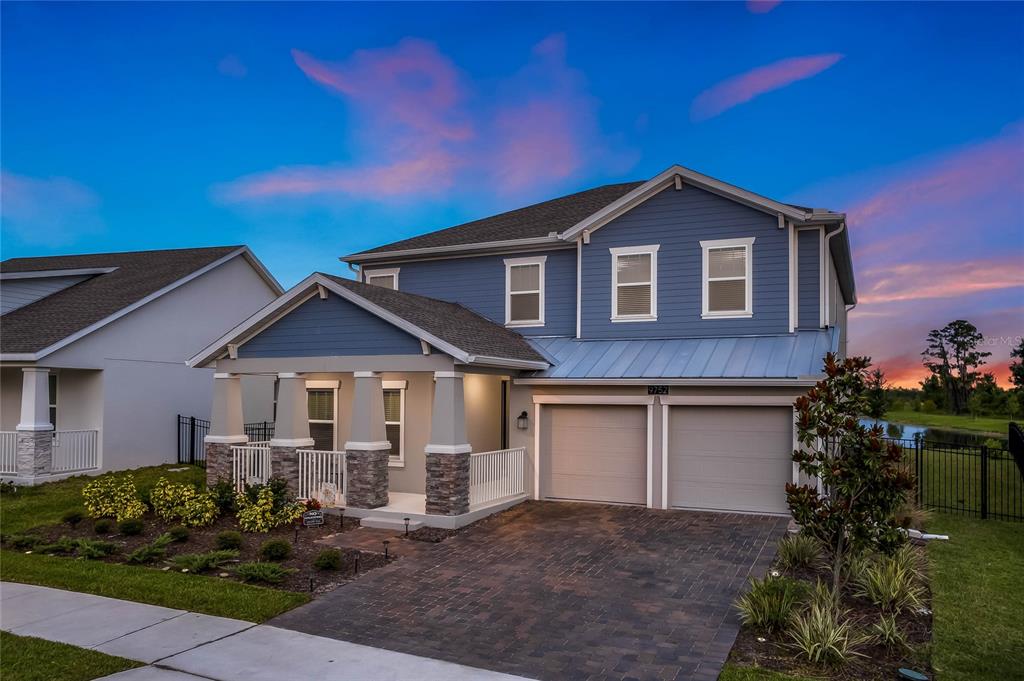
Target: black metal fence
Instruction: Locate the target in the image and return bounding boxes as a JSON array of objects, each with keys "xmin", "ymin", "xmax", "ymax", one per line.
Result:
[
  {"xmin": 176, "ymin": 415, "xmax": 275, "ymax": 467},
  {"xmin": 885, "ymin": 435, "xmax": 1023, "ymax": 522}
]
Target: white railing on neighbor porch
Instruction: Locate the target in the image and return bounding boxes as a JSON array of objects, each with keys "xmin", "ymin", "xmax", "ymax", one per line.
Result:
[
  {"xmin": 0, "ymin": 432, "xmax": 17, "ymax": 474},
  {"xmin": 470, "ymin": 447, "xmax": 527, "ymax": 509},
  {"xmin": 231, "ymin": 444, "xmax": 272, "ymax": 491},
  {"xmin": 297, "ymin": 449, "xmax": 346, "ymax": 506},
  {"xmin": 52, "ymin": 430, "xmax": 99, "ymax": 473}
]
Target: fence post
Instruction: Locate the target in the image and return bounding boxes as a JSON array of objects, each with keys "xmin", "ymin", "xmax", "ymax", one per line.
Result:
[
  {"xmin": 177, "ymin": 415, "xmax": 182, "ymax": 465},
  {"xmin": 980, "ymin": 445, "xmax": 989, "ymax": 520},
  {"xmin": 189, "ymin": 416, "xmax": 197, "ymax": 465},
  {"xmin": 914, "ymin": 434, "xmax": 923, "ymax": 507}
]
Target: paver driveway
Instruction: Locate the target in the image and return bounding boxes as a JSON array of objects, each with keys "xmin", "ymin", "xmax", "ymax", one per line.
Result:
[{"xmin": 271, "ymin": 501, "xmax": 788, "ymax": 681}]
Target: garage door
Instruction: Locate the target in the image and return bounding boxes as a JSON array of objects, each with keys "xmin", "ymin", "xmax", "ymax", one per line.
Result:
[
  {"xmin": 668, "ymin": 406, "xmax": 792, "ymax": 514},
  {"xmin": 542, "ymin": 405, "xmax": 647, "ymax": 505}
]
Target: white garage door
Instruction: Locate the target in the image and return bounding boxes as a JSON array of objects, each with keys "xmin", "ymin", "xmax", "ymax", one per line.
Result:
[
  {"xmin": 542, "ymin": 405, "xmax": 647, "ymax": 505},
  {"xmin": 668, "ymin": 406, "xmax": 792, "ymax": 514}
]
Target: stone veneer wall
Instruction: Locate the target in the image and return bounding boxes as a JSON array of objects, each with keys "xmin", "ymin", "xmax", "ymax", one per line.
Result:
[
  {"xmin": 425, "ymin": 451, "xmax": 470, "ymax": 516},
  {"xmin": 270, "ymin": 446, "xmax": 300, "ymax": 495},
  {"xmin": 204, "ymin": 442, "xmax": 234, "ymax": 487},
  {"xmin": 346, "ymin": 449, "xmax": 390, "ymax": 508},
  {"xmin": 16, "ymin": 431, "xmax": 53, "ymax": 478}
]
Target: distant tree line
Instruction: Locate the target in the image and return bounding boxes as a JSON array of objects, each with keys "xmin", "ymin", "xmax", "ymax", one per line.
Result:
[{"xmin": 869, "ymin": 321, "xmax": 1023, "ymax": 420}]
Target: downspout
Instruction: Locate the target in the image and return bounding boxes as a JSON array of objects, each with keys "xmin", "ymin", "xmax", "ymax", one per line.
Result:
[
  {"xmin": 823, "ymin": 221, "xmax": 847, "ymax": 328},
  {"xmin": 347, "ymin": 262, "xmax": 360, "ymax": 281}
]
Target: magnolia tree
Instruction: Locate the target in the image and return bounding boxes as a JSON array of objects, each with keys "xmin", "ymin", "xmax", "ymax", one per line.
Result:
[{"xmin": 787, "ymin": 354, "xmax": 914, "ymax": 589}]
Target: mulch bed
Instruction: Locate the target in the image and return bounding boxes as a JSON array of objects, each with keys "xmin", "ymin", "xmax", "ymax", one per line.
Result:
[
  {"xmin": 4, "ymin": 512, "xmax": 391, "ymax": 595},
  {"xmin": 727, "ymin": 541, "xmax": 933, "ymax": 681},
  {"xmin": 406, "ymin": 526, "xmax": 458, "ymax": 543}
]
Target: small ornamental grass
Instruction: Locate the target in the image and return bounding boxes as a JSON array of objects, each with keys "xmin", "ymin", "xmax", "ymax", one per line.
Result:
[
  {"xmin": 172, "ymin": 549, "xmax": 239, "ymax": 574},
  {"xmin": 788, "ymin": 583, "xmax": 868, "ymax": 667},
  {"xmin": 735, "ymin": 574, "xmax": 807, "ymax": 633},
  {"xmin": 167, "ymin": 525, "xmax": 190, "ymax": 543},
  {"xmin": 118, "ymin": 518, "xmax": 145, "ymax": 536},
  {"xmin": 870, "ymin": 613, "xmax": 909, "ymax": 650},
  {"xmin": 776, "ymin": 533, "xmax": 823, "ymax": 571},
  {"xmin": 7, "ymin": 534, "xmax": 41, "ymax": 550},
  {"xmin": 93, "ymin": 519, "xmax": 113, "ymax": 535},
  {"xmin": 259, "ymin": 539, "xmax": 292, "ymax": 562},
  {"xmin": 74, "ymin": 538, "xmax": 119, "ymax": 560},
  {"xmin": 235, "ymin": 561, "xmax": 297, "ymax": 585},
  {"xmin": 126, "ymin": 533, "xmax": 175, "ymax": 565},
  {"xmin": 853, "ymin": 551, "xmax": 924, "ymax": 614},
  {"xmin": 61, "ymin": 509, "xmax": 85, "ymax": 527}
]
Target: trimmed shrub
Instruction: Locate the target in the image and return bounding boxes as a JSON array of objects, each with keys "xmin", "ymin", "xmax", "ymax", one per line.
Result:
[
  {"xmin": 93, "ymin": 519, "xmax": 114, "ymax": 535},
  {"xmin": 208, "ymin": 480, "xmax": 236, "ymax": 514},
  {"xmin": 150, "ymin": 477, "xmax": 220, "ymax": 527},
  {"xmin": 871, "ymin": 614, "xmax": 908, "ymax": 650},
  {"xmin": 260, "ymin": 539, "xmax": 292, "ymax": 562},
  {"xmin": 853, "ymin": 554, "xmax": 924, "ymax": 613},
  {"xmin": 236, "ymin": 486, "xmax": 303, "ymax": 533},
  {"xmin": 215, "ymin": 531, "xmax": 243, "ymax": 550},
  {"xmin": 61, "ymin": 509, "xmax": 85, "ymax": 527},
  {"xmin": 313, "ymin": 549, "xmax": 343, "ymax": 571},
  {"xmin": 776, "ymin": 533, "xmax": 822, "ymax": 571},
  {"xmin": 117, "ymin": 518, "xmax": 145, "ymax": 536},
  {"xmin": 172, "ymin": 549, "xmax": 239, "ymax": 574},
  {"xmin": 82, "ymin": 473, "xmax": 147, "ymax": 521},
  {"xmin": 235, "ymin": 561, "xmax": 297, "ymax": 585},
  {"xmin": 789, "ymin": 598, "xmax": 867, "ymax": 667},
  {"xmin": 168, "ymin": 525, "xmax": 190, "ymax": 543},
  {"xmin": 735, "ymin": 575, "xmax": 806, "ymax": 633}
]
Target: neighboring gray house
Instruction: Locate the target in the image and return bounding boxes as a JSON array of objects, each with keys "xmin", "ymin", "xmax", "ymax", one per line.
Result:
[
  {"xmin": 190, "ymin": 165, "xmax": 856, "ymax": 528},
  {"xmin": 1, "ymin": 246, "xmax": 281, "ymax": 484}
]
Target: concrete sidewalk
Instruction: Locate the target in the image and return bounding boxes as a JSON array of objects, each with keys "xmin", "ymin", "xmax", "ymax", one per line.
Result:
[{"xmin": 0, "ymin": 582, "xmax": 531, "ymax": 680}]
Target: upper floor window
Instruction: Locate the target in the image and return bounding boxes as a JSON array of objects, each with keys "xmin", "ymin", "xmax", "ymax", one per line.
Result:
[
  {"xmin": 610, "ymin": 245, "xmax": 659, "ymax": 322},
  {"xmin": 504, "ymin": 256, "xmax": 546, "ymax": 327},
  {"xmin": 700, "ymin": 237, "xmax": 754, "ymax": 318},
  {"xmin": 365, "ymin": 268, "xmax": 399, "ymax": 290}
]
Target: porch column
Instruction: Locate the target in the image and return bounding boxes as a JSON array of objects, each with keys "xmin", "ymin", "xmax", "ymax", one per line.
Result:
[
  {"xmin": 204, "ymin": 373, "xmax": 247, "ymax": 486},
  {"xmin": 269, "ymin": 373, "xmax": 313, "ymax": 494},
  {"xmin": 16, "ymin": 368, "xmax": 53, "ymax": 479},
  {"xmin": 425, "ymin": 371, "xmax": 472, "ymax": 516},
  {"xmin": 344, "ymin": 371, "xmax": 390, "ymax": 509}
]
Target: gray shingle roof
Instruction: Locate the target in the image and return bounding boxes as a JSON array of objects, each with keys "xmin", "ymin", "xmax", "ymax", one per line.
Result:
[
  {"xmin": 345, "ymin": 182, "xmax": 644, "ymax": 259},
  {"xmin": 1, "ymin": 246, "xmax": 243, "ymax": 354},
  {"xmin": 323, "ymin": 275, "xmax": 547, "ymax": 364}
]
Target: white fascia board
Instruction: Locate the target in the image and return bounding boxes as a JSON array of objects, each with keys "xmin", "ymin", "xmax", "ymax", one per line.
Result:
[
  {"xmin": 22, "ymin": 247, "xmax": 260, "ymax": 364},
  {"xmin": 341, "ymin": 236, "xmax": 562, "ymax": 264},
  {"xmin": 238, "ymin": 247, "xmax": 285, "ymax": 295},
  {"xmin": 0, "ymin": 267, "xmax": 117, "ymax": 280},
  {"xmin": 514, "ymin": 377, "xmax": 819, "ymax": 387},
  {"xmin": 466, "ymin": 355, "xmax": 549, "ymax": 370},
  {"xmin": 559, "ymin": 165, "xmax": 835, "ymax": 242}
]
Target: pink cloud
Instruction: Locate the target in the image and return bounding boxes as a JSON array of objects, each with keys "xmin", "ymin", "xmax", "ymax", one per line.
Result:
[
  {"xmin": 0, "ymin": 171, "xmax": 103, "ymax": 246},
  {"xmin": 691, "ymin": 53, "xmax": 843, "ymax": 121},
  {"xmin": 217, "ymin": 54, "xmax": 247, "ymax": 78},
  {"xmin": 747, "ymin": 1, "xmax": 781, "ymax": 13},
  {"xmin": 217, "ymin": 35, "xmax": 633, "ymax": 205},
  {"xmin": 857, "ymin": 257, "xmax": 1024, "ymax": 304}
]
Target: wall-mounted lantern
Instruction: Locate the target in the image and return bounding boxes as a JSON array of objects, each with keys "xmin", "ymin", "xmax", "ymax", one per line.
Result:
[{"xmin": 516, "ymin": 411, "xmax": 529, "ymax": 430}]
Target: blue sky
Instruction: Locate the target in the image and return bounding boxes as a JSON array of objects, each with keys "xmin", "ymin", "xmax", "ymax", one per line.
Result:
[{"xmin": 2, "ymin": 1, "xmax": 1022, "ymax": 384}]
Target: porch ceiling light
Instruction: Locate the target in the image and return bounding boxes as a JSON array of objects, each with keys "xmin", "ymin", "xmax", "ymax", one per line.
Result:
[{"xmin": 516, "ymin": 411, "xmax": 529, "ymax": 430}]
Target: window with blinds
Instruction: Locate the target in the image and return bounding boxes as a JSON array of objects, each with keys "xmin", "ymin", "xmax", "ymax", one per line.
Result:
[
  {"xmin": 383, "ymin": 388, "xmax": 403, "ymax": 464},
  {"xmin": 505, "ymin": 257, "xmax": 545, "ymax": 326},
  {"xmin": 701, "ymin": 238, "xmax": 754, "ymax": 317},
  {"xmin": 611, "ymin": 247, "xmax": 658, "ymax": 320},
  {"xmin": 307, "ymin": 389, "xmax": 334, "ymax": 450}
]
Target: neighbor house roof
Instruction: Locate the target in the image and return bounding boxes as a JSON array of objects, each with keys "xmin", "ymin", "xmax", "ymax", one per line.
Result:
[
  {"xmin": 1, "ymin": 246, "xmax": 282, "ymax": 359},
  {"xmin": 189, "ymin": 273, "xmax": 549, "ymax": 369},
  {"xmin": 520, "ymin": 329, "xmax": 838, "ymax": 382}
]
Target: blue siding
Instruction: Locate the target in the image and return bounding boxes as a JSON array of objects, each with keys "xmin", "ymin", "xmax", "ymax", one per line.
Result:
[
  {"xmin": 238, "ymin": 294, "xmax": 422, "ymax": 357},
  {"xmin": 580, "ymin": 184, "xmax": 789, "ymax": 338},
  {"xmin": 382, "ymin": 248, "xmax": 577, "ymax": 336},
  {"xmin": 798, "ymin": 229, "xmax": 821, "ymax": 328}
]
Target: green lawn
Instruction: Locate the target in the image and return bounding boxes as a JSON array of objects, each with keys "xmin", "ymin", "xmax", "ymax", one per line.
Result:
[
  {"xmin": 0, "ymin": 631, "xmax": 141, "ymax": 681},
  {"xmin": 927, "ymin": 515, "xmax": 1024, "ymax": 681},
  {"xmin": 719, "ymin": 664, "xmax": 819, "ymax": 681},
  {"xmin": 886, "ymin": 410, "xmax": 1011, "ymax": 436},
  {"xmin": 0, "ymin": 464, "xmax": 309, "ymax": 622}
]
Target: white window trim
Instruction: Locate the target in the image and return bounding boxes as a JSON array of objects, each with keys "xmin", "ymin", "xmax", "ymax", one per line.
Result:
[
  {"xmin": 609, "ymin": 245, "xmax": 659, "ymax": 322},
  {"xmin": 504, "ymin": 256, "xmax": 546, "ymax": 328},
  {"xmin": 383, "ymin": 380, "xmax": 407, "ymax": 468},
  {"xmin": 700, "ymin": 237, "xmax": 754, "ymax": 319},
  {"xmin": 364, "ymin": 267, "xmax": 400, "ymax": 290},
  {"xmin": 306, "ymin": 382, "xmax": 339, "ymax": 451},
  {"xmin": 48, "ymin": 374, "xmax": 58, "ymax": 428}
]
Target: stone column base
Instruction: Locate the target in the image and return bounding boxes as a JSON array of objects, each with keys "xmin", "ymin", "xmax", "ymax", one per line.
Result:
[
  {"xmin": 16, "ymin": 430, "xmax": 53, "ymax": 478},
  {"xmin": 205, "ymin": 442, "xmax": 234, "ymax": 487},
  {"xmin": 270, "ymin": 446, "xmax": 300, "ymax": 496},
  {"xmin": 346, "ymin": 448, "xmax": 390, "ymax": 509},
  {"xmin": 426, "ymin": 451, "xmax": 470, "ymax": 516}
]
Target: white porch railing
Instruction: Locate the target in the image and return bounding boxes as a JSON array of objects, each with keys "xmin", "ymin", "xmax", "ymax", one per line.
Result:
[
  {"xmin": 52, "ymin": 430, "xmax": 99, "ymax": 473},
  {"xmin": 470, "ymin": 447, "xmax": 527, "ymax": 509},
  {"xmin": 231, "ymin": 444, "xmax": 272, "ymax": 492},
  {"xmin": 0, "ymin": 432, "xmax": 17, "ymax": 474},
  {"xmin": 297, "ymin": 449, "xmax": 346, "ymax": 506}
]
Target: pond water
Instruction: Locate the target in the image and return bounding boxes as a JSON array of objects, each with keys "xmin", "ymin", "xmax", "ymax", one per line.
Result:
[{"xmin": 859, "ymin": 418, "xmax": 1008, "ymax": 447}]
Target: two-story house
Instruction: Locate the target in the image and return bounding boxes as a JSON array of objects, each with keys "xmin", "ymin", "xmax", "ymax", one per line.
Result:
[{"xmin": 189, "ymin": 165, "xmax": 855, "ymax": 529}]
